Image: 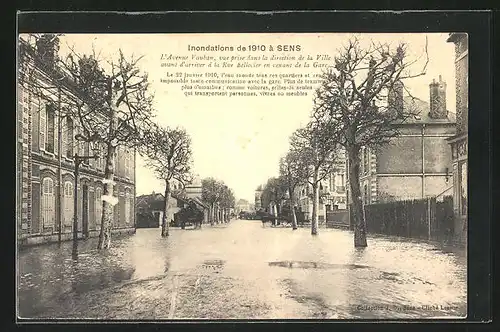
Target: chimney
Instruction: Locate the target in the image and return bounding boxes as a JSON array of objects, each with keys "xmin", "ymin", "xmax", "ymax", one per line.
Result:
[
  {"xmin": 429, "ymin": 75, "xmax": 448, "ymax": 119},
  {"xmin": 388, "ymin": 80, "xmax": 404, "ymax": 116},
  {"xmin": 35, "ymin": 34, "xmax": 60, "ymax": 69}
]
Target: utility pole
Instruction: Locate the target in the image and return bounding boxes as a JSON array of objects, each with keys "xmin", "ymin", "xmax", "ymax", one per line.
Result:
[{"xmin": 72, "ymin": 148, "xmax": 99, "ymax": 247}]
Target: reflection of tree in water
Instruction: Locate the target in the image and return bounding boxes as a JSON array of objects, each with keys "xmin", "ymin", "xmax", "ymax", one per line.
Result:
[
  {"xmin": 18, "ymin": 239, "xmax": 136, "ymax": 318},
  {"xmin": 68, "ymin": 249, "xmax": 136, "ymax": 296}
]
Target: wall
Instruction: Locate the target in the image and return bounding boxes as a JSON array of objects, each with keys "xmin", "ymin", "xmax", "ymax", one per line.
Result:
[
  {"xmin": 377, "ymin": 176, "xmax": 422, "ymax": 202},
  {"xmin": 424, "ymin": 136, "xmax": 452, "ymax": 173},
  {"xmin": 454, "ymin": 34, "xmax": 469, "ymax": 135},
  {"xmin": 377, "ymin": 136, "xmax": 423, "ymax": 174},
  {"xmin": 424, "ymin": 176, "xmax": 452, "ymax": 197}
]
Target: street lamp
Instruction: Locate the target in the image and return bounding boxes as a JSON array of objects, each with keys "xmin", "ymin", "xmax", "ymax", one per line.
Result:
[{"xmin": 72, "ymin": 135, "xmax": 100, "ymax": 245}]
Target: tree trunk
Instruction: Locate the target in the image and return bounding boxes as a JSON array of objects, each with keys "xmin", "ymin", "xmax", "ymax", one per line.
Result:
[
  {"xmin": 289, "ymin": 189, "xmax": 298, "ymax": 230},
  {"xmin": 348, "ymin": 147, "xmax": 368, "ymax": 247},
  {"xmin": 276, "ymin": 202, "xmax": 283, "ymax": 225},
  {"xmin": 97, "ymin": 143, "xmax": 116, "ymax": 250},
  {"xmin": 210, "ymin": 203, "xmax": 214, "ymax": 226},
  {"xmin": 161, "ymin": 179, "xmax": 171, "ymax": 237},
  {"xmin": 311, "ymin": 174, "xmax": 320, "ymax": 235}
]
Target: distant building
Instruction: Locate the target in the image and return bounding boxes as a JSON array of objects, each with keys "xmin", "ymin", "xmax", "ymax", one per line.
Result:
[
  {"xmin": 135, "ymin": 190, "xmax": 209, "ymax": 228},
  {"xmin": 446, "ymin": 33, "xmax": 468, "ymax": 242},
  {"xmin": 184, "ymin": 174, "xmax": 202, "ymax": 200},
  {"xmin": 350, "ymin": 77, "xmax": 456, "ymax": 205},
  {"xmin": 235, "ymin": 199, "xmax": 252, "ymax": 213},
  {"xmin": 254, "ymin": 185, "xmax": 264, "ymax": 211},
  {"xmin": 295, "ymin": 150, "xmax": 348, "ymax": 222},
  {"xmin": 135, "ymin": 192, "xmax": 166, "ymax": 228}
]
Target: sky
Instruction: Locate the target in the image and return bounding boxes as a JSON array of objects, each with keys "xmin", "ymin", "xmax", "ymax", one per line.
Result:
[{"xmin": 47, "ymin": 33, "xmax": 455, "ymax": 202}]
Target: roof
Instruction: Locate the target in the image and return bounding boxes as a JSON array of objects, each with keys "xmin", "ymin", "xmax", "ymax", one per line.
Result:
[
  {"xmin": 190, "ymin": 196, "xmax": 209, "ymax": 209},
  {"xmin": 446, "ymin": 33, "xmax": 467, "ymax": 43},
  {"xmin": 394, "ymin": 96, "xmax": 456, "ymax": 125},
  {"xmin": 135, "ymin": 193, "xmax": 165, "ymax": 210}
]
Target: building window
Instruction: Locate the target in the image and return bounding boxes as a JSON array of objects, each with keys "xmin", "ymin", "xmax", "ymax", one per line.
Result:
[
  {"xmin": 124, "ymin": 150, "xmax": 130, "ymax": 178},
  {"xmin": 45, "ymin": 104, "xmax": 56, "ymax": 153},
  {"xmin": 459, "ymin": 160, "xmax": 467, "ymax": 216},
  {"xmin": 39, "ymin": 104, "xmax": 46, "ymax": 151},
  {"xmin": 41, "ymin": 177, "xmax": 55, "ymax": 228},
  {"xmin": 63, "ymin": 181, "xmax": 74, "ymax": 226},
  {"xmin": 65, "ymin": 118, "xmax": 74, "ymax": 158},
  {"xmin": 96, "ymin": 144, "xmax": 105, "ymax": 171}
]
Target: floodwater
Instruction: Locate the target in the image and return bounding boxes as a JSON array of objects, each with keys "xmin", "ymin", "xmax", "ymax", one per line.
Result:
[{"xmin": 17, "ymin": 220, "xmax": 467, "ymax": 320}]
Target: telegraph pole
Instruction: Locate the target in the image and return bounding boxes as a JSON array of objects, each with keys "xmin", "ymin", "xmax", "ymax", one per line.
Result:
[{"xmin": 72, "ymin": 150, "xmax": 99, "ymax": 248}]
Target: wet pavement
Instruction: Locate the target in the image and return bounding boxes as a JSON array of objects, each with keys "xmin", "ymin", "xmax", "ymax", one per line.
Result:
[{"xmin": 17, "ymin": 219, "xmax": 467, "ymax": 320}]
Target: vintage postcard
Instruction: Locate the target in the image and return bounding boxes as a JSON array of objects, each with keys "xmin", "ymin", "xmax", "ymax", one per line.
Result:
[{"xmin": 16, "ymin": 30, "xmax": 468, "ymax": 320}]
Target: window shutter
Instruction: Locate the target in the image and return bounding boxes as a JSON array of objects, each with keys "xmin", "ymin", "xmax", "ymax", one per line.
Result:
[
  {"xmin": 61, "ymin": 118, "xmax": 67, "ymax": 157},
  {"xmin": 54, "ymin": 114, "xmax": 59, "ymax": 155},
  {"xmin": 39, "ymin": 103, "xmax": 46, "ymax": 150},
  {"xmin": 100, "ymin": 144, "xmax": 106, "ymax": 171},
  {"xmin": 77, "ymin": 126, "xmax": 84, "ymax": 155}
]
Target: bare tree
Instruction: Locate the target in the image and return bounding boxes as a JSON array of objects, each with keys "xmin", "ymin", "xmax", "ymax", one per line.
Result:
[
  {"xmin": 67, "ymin": 50, "xmax": 154, "ymax": 249},
  {"xmin": 261, "ymin": 177, "xmax": 288, "ymax": 226},
  {"xmin": 279, "ymin": 151, "xmax": 307, "ymax": 230},
  {"xmin": 142, "ymin": 125, "xmax": 193, "ymax": 237},
  {"xmin": 290, "ymin": 121, "xmax": 340, "ymax": 236},
  {"xmin": 313, "ymin": 36, "xmax": 428, "ymax": 247},
  {"xmin": 202, "ymin": 178, "xmax": 225, "ymax": 226},
  {"xmin": 220, "ymin": 186, "xmax": 235, "ymax": 222}
]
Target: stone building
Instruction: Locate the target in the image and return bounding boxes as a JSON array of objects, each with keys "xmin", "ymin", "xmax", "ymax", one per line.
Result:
[
  {"xmin": 295, "ymin": 150, "xmax": 348, "ymax": 222},
  {"xmin": 254, "ymin": 185, "xmax": 263, "ymax": 211},
  {"xmin": 446, "ymin": 33, "xmax": 468, "ymax": 243},
  {"xmin": 135, "ymin": 192, "xmax": 166, "ymax": 228},
  {"xmin": 136, "ymin": 190, "xmax": 209, "ymax": 228},
  {"xmin": 17, "ymin": 35, "xmax": 135, "ymax": 246},
  {"xmin": 235, "ymin": 199, "xmax": 252, "ymax": 213},
  {"xmin": 184, "ymin": 174, "xmax": 202, "ymax": 199},
  {"xmin": 352, "ymin": 77, "xmax": 456, "ymax": 205}
]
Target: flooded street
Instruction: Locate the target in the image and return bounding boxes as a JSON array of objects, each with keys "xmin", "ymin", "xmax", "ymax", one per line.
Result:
[{"xmin": 17, "ymin": 219, "xmax": 466, "ymax": 320}]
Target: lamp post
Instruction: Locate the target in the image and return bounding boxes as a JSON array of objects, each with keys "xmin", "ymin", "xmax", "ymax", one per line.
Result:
[{"xmin": 72, "ymin": 136, "xmax": 100, "ymax": 245}]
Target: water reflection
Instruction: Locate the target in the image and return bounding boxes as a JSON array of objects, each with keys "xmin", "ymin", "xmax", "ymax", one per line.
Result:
[
  {"xmin": 18, "ymin": 223, "xmax": 466, "ymax": 319},
  {"xmin": 18, "ymin": 236, "xmax": 137, "ymax": 318}
]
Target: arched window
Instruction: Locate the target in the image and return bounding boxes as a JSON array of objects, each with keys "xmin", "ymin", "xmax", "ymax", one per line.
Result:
[
  {"xmin": 45, "ymin": 105, "xmax": 55, "ymax": 153},
  {"xmin": 63, "ymin": 181, "xmax": 74, "ymax": 226},
  {"xmin": 41, "ymin": 177, "xmax": 55, "ymax": 229},
  {"xmin": 95, "ymin": 187, "xmax": 102, "ymax": 228}
]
